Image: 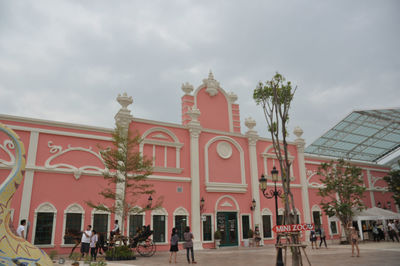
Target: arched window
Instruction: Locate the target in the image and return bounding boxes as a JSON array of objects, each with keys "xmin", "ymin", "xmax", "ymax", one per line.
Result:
[
  {"xmin": 33, "ymin": 202, "xmax": 57, "ymax": 246},
  {"xmin": 173, "ymin": 207, "xmax": 189, "ymax": 241},
  {"xmin": 261, "ymin": 145, "xmax": 295, "ymax": 181},
  {"xmin": 91, "ymin": 209, "xmax": 110, "ymax": 236},
  {"xmin": 62, "ymin": 203, "xmax": 84, "ymax": 245},
  {"xmin": 312, "ymin": 205, "xmax": 322, "ymax": 229},
  {"xmin": 262, "ymin": 208, "xmax": 273, "ymax": 239},
  {"xmin": 128, "ymin": 206, "xmax": 145, "ymax": 238},
  {"xmin": 151, "ymin": 208, "xmax": 168, "ymax": 243},
  {"xmin": 140, "ymin": 127, "xmax": 183, "ymax": 174}
]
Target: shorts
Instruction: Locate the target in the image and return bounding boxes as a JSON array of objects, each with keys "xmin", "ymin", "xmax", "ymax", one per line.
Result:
[
  {"xmin": 351, "ymin": 238, "xmax": 357, "ymax": 244},
  {"xmin": 81, "ymin": 242, "xmax": 90, "ymax": 254}
]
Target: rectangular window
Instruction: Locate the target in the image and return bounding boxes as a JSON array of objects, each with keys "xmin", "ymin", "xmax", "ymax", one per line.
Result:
[
  {"xmin": 129, "ymin": 215, "xmax": 143, "ymax": 238},
  {"xmin": 313, "ymin": 211, "xmax": 321, "ymax": 228},
  {"xmin": 34, "ymin": 212, "xmax": 54, "ymax": 245},
  {"xmin": 65, "ymin": 213, "xmax": 82, "ymax": 244},
  {"xmin": 153, "ymin": 215, "xmax": 166, "ymax": 242},
  {"xmin": 202, "ymin": 215, "xmax": 212, "ymax": 241},
  {"xmin": 277, "ymin": 215, "xmax": 284, "ymax": 225},
  {"xmin": 242, "ymin": 215, "xmax": 250, "ymax": 239},
  {"xmin": 330, "ymin": 221, "xmax": 338, "ymax": 235},
  {"xmin": 175, "ymin": 215, "xmax": 187, "ymax": 241},
  {"xmin": 93, "ymin": 214, "xmax": 108, "ymax": 235},
  {"xmin": 262, "ymin": 215, "xmax": 272, "ymax": 238}
]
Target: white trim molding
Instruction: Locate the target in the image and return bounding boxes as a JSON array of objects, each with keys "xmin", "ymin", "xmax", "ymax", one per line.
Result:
[
  {"xmin": 32, "ymin": 202, "xmax": 57, "ymax": 247},
  {"xmin": 151, "ymin": 208, "xmax": 168, "ymax": 244},
  {"xmin": 62, "ymin": 203, "xmax": 85, "ymax": 245},
  {"xmin": 261, "ymin": 208, "xmax": 274, "ymax": 239},
  {"xmin": 205, "ymin": 136, "xmax": 247, "ymax": 193},
  {"xmin": 45, "ymin": 141, "xmax": 105, "ymax": 180},
  {"xmin": 261, "ymin": 144, "xmax": 296, "ymax": 181},
  {"xmin": 140, "ymin": 127, "xmax": 184, "ymax": 173}
]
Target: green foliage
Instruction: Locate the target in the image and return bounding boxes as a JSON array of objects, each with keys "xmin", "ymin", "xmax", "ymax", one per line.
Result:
[
  {"xmin": 248, "ymin": 229, "xmax": 254, "ymax": 238},
  {"xmin": 214, "ymin": 230, "xmax": 221, "ymax": 240},
  {"xmin": 105, "ymin": 246, "xmax": 134, "ymax": 260},
  {"xmin": 70, "ymin": 252, "xmax": 80, "ymax": 262},
  {"xmin": 48, "ymin": 250, "xmax": 58, "ymax": 260},
  {"xmin": 253, "ymin": 72, "xmax": 295, "ymax": 136},
  {"xmin": 87, "ymin": 125, "xmax": 163, "ymax": 235},
  {"xmin": 317, "ymin": 159, "xmax": 366, "ymax": 234},
  {"xmin": 384, "ymin": 169, "xmax": 400, "ymax": 206}
]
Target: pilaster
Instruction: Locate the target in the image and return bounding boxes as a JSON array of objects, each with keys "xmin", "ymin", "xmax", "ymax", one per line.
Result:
[
  {"xmin": 187, "ymin": 107, "xmax": 203, "ymax": 249},
  {"xmin": 19, "ymin": 131, "xmax": 39, "ymax": 228},
  {"xmin": 293, "ymin": 126, "xmax": 311, "ymax": 241},
  {"xmin": 366, "ymin": 169, "xmax": 376, "ymax": 207},
  {"xmin": 245, "ymin": 118, "xmax": 262, "ymax": 243}
]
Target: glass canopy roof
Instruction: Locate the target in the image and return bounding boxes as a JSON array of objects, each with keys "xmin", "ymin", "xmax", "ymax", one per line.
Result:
[{"xmin": 305, "ymin": 108, "xmax": 400, "ymax": 163}]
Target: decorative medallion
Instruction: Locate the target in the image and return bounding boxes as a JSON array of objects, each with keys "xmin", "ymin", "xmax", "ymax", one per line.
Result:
[{"xmin": 217, "ymin": 141, "xmax": 232, "ymax": 159}]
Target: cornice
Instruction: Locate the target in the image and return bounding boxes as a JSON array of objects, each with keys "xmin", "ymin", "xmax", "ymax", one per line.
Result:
[{"xmin": 0, "ymin": 114, "xmax": 112, "ymax": 133}]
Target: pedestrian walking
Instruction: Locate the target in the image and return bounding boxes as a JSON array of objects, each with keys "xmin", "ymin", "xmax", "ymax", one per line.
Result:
[
  {"xmin": 349, "ymin": 226, "xmax": 360, "ymax": 257},
  {"xmin": 319, "ymin": 225, "xmax": 327, "ymax": 248},
  {"xmin": 183, "ymin": 226, "xmax": 197, "ymax": 264},
  {"xmin": 388, "ymin": 220, "xmax": 399, "ymax": 242},
  {"xmin": 169, "ymin": 228, "xmax": 179, "ymax": 263},
  {"xmin": 90, "ymin": 230, "xmax": 98, "ymax": 261},
  {"xmin": 372, "ymin": 223, "xmax": 380, "ymax": 242}
]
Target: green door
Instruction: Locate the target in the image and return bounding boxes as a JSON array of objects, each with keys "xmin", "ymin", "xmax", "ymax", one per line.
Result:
[{"xmin": 217, "ymin": 212, "xmax": 238, "ymax": 246}]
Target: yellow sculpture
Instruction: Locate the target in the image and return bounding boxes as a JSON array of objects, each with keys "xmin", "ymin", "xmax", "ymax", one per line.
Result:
[{"xmin": 0, "ymin": 122, "xmax": 52, "ymax": 265}]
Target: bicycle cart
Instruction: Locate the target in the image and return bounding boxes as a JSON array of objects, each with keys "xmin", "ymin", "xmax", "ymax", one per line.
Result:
[{"xmin": 130, "ymin": 225, "xmax": 156, "ymax": 257}]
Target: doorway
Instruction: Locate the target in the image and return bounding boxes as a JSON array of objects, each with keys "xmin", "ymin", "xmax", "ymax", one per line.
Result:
[{"xmin": 217, "ymin": 212, "xmax": 238, "ymax": 246}]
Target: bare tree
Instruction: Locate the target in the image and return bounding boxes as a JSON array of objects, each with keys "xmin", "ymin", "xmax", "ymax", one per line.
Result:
[{"xmin": 254, "ymin": 72, "xmax": 300, "ymax": 265}]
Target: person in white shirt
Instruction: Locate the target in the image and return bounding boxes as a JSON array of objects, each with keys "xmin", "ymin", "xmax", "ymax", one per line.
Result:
[
  {"xmin": 16, "ymin": 219, "xmax": 26, "ymax": 238},
  {"xmin": 388, "ymin": 221, "xmax": 399, "ymax": 242},
  {"xmin": 80, "ymin": 225, "xmax": 92, "ymax": 260},
  {"xmin": 110, "ymin": 220, "xmax": 120, "ymax": 240},
  {"xmin": 90, "ymin": 230, "xmax": 98, "ymax": 261}
]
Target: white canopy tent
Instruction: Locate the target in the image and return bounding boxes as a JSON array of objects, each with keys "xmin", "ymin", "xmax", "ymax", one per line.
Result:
[{"xmin": 353, "ymin": 207, "xmax": 400, "ymax": 240}]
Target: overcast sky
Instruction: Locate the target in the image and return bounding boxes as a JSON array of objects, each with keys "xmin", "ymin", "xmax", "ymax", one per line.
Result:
[{"xmin": 0, "ymin": 0, "xmax": 399, "ymax": 146}]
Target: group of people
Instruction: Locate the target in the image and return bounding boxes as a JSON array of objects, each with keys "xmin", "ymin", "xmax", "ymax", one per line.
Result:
[
  {"xmin": 372, "ymin": 220, "xmax": 400, "ymax": 242},
  {"xmin": 309, "ymin": 225, "xmax": 328, "ymax": 249},
  {"xmin": 169, "ymin": 226, "xmax": 197, "ymax": 264},
  {"xmin": 80, "ymin": 225, "xmax": 100, "ymax": 261}
]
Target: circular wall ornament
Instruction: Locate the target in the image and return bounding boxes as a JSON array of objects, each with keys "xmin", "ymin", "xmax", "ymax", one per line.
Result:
[{"xmin": 217, "ymin": 141, "xmax": 232, "ymax": 159}]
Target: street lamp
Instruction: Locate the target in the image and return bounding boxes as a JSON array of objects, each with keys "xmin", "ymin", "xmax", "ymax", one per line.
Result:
[
  {"xmin": 259, "ymin": 166, "xmax": 284, "ymax": 266},
  {"xmin": 250, "ymin": 199, "xmax": 256, "ymax": 211},
  {"xmin": 147, "ymin": 195, "xmax": 153, "ymax": 208},
  {"xmin": 200, "ymin": 197, "xmax": 205, "ymax": 212}
]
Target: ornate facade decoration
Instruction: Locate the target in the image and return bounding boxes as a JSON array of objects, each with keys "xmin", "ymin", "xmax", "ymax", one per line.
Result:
[
  {"xmin": 45, "ymin": 141, "xmax": 105, "ymax": 179},
  {"xmin": 203, "ymin": 71, "xmax": 220, "ymax": 97},
  {"xmin": 182, "ymin": 82, "xmax": 194, "ymax": 95}
]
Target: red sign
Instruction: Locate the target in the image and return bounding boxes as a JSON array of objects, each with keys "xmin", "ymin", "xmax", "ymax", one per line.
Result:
[{"xmin": 272, "ymin": 223, "xmax": 315, "ymax": 233}]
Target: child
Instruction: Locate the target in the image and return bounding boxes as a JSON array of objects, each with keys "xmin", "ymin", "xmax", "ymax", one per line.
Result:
[
  {"xmin": 183, "ymin": 226, "xmax": 197, "ymax": 264},
  {"xmin": 349, "ymin": 226, "xmax": 360, "ymax": 257},
  {"xmin": 310, "ymin": 229, "xmax": 318, "ymax": 249},
  {"xmin": 90, "ymin": 230, "xmax": 98, "ymax": 261},
  {"xmin": 169, "ymin": 228, "xmax": 179, "ymax": 263}
]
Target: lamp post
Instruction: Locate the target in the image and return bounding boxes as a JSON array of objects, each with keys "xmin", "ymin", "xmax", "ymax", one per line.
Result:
[{"xmin": 259, "ymin": 166, "xmax": 284, "ymax": 266}]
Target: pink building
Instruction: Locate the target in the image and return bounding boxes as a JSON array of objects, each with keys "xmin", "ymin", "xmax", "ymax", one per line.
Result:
[{"xmin": 0, "ymin": 72, "xmax": 395, "ymax": 254}]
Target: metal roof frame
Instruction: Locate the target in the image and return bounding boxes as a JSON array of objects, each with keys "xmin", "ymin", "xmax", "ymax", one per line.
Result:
[{"xmin": 305, "ymin": 108, "xmax": 400, "ymax": 163}]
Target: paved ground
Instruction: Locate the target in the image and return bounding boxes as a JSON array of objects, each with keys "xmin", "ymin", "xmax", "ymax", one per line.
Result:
[{"xmin": 59, "ymin": 242, "xmax": 400, "ymax": 266}]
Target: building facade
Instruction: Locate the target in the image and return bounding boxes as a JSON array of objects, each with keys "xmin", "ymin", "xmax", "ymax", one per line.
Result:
[{"xmin": 0, "ymin": 73, "xmax": 395, "ymax": 253}]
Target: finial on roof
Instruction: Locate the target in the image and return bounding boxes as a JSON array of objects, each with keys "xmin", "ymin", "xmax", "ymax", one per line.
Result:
[
  {"xmin": 208, "ymin": 70, "xmax": 214, "ymax": 80},
  {"xmin": 203, "ymin": 70, "xmax": 219, "ymax": 97}
]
